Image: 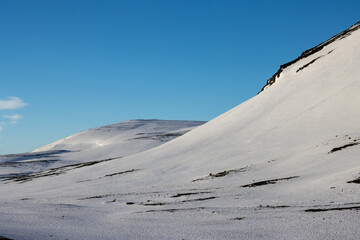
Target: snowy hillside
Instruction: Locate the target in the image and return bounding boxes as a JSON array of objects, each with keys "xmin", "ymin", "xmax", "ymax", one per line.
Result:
[
  {"xmin": 0, "ymin": 120, "xmax": 204, "ymax": 182},
  {"xmin": 1, "ymin": 21, "xmax": 360, "ymax": 240},
  {"xmin": 34, "ymin": 119, "xmax": 205, "ymax": 161}
]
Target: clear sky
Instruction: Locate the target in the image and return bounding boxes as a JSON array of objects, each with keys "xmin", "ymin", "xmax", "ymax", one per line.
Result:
[{"xmin": 1, "ymin": 0, "xmax": 359, "ymax": 154}]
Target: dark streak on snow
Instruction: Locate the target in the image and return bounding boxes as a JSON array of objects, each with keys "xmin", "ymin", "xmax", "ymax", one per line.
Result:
[
  {"xmin": 0, "ymin": 159, "xmax": 59, "ymax": 168},
  {"xmin": 76, "ymin": 169, "xmax": 139, "ymax": 182},
  {"xmin": 104, "ymin": 169, "xmax": 139, "ymax": 177},
  {"xmin": 192, "ymin": 167, "xmax": 248, "ymax": 182},
  {"xmin": 240, "ymin": 176, "xmax": 299, "ymax": 188},
  {"xmin": 259, "ymin": 21, "xmax": 360, "ymax": 93},
  {"xmin": 0, "ymin": 236, "xmax": 14, "ymax": 240},
  {"xmin": 0, "ymin": 150, "xmax": 71, "ymax": 169},
  {"xmin": 0, "ymin": 172, "xmax": 33, "ymax": 180},
  {"xmin": 305, "ymin": 206, "xmax": 360, "ymax": 212},
  {"xmin": 129, "ymin": 132, "xmax": 187, "ymax": 142},
  {"xmin": 296, "ymin": 49, "xmax": 334, "ymax": 73},
  {"xmin": 95, "ymin": 123, "xmax": 146, "ymax": 132},
  {"xmin": 181, "ymin": 196, "xmax": 217, "ymax": 203},
  {"xmin": 347, "ymin": 177, "xmax": 360, "ymax": 184},
  {"xmin": 296, "ymin": 56, "xmax": 322, "ymax": 73},
  {"xmin": 171, "ymin": 191, "xmax": 212, "ymax": 198},
  {"xmin": 75, "ymin": 179, "xmax": 93, "ymax": 183},
  {"xmin": 78, "ymin": 191, "xmax": 163, "ymax": 200},
  {"xmin": 261, "ymin": 205, "xmax": 291, "ymax": 209},
  {"xmin": 328, "ymin": 142, "xmax": 359, "ymax": 153},
  {"xmin": 0, "ymin": 150, "xmax": 70, "ymax": 160},
  {"xmin": 78, "ymin": 194, "xmax": 116, "ymax": 200},
  {"xmin": 1, "ymin": 158, "xmax": 118, "ymax": 183},
  {"xmin": 141, "ymin": 202, "xmax": 167, "ymax": 206},
  {"xmin": 142, "ymin": 207, "xmax": 206, "ymax": 213},
  {"xmin": 140, "ymin": 196, "xmax": 217, "ymax": 206}
]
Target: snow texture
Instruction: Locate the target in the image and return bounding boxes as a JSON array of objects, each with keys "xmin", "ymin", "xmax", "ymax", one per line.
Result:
[{"xmin": 1, "ymin": 21, "xmax": 360, "ymax": 240}]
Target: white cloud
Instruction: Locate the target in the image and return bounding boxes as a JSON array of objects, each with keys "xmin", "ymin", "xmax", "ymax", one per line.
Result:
[
  {"xmin": 0, "ymin": 97, "xmax": 27, "ymax": 110},
  {"xmin": 4, "ymin": 114, "xmax": 22, "ymax": 121},
  {"xmin": 0, "ymin": 97, "xmax": 27, "ymax": 132},
  {"xmin": 3, "ymin": 114, "xmax": 22, "ymax": 124}
]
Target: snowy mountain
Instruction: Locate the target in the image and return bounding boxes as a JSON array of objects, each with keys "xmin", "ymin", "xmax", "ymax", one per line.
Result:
[
  {"xmin": 0, "ymin": 119, "xmax": 204, "ymax": 180},
  {"xmin": 1, "ymin": 21, "xmax": 360, "ymax": 240},
  {"xmin": 34, "ymin": 119, "xmax": 205, "ymax": 162}
]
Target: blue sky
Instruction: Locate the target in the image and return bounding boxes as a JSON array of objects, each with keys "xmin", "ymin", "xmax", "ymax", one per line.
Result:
[{"xmin": 1, "ymin": 0, "xmax": 359, "ymax": 154}]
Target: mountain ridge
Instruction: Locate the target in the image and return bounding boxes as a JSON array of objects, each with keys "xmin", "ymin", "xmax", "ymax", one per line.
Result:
[{"xmin": 259, "ymin": 20, "xmax": 360, "ymax": 93}]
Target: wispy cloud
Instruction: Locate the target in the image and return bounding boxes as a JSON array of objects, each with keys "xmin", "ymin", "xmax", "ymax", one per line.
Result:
[
  {"xmin": 3, "ymin": 114, "xmax": 22, "ymax": 124},
  {"xmin": 0, "ymin": 97, "xmax": 27, "ymax": 131},
  {"xmin": 4, "ymin": 114, "xmax": 22, "ymax": 121},
  {"xmin": 0, "ymin": 97, "xmax": 27, "ymax": 110}
]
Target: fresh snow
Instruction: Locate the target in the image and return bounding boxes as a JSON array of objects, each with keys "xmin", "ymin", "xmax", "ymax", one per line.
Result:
[
  {"xmin": 1, "ymin": 22, "xmax": 360, "ymax": 240},
  {"xmin": 33, "ymin": 119, "xmax": 205, "ymax": 162},
  {"xmin": 0, "ymin": 120, "xmax": 205, "ymax": 180}
]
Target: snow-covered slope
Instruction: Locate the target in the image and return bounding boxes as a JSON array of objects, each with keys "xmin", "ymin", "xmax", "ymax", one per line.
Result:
[
  {"xmin": 33, "ymin": 119, "xmax": 205, "ymax": 161},
  {"xmin": 0, "ymin": 120, "xmax": 204, "ymax": 180},
  {"xmin": 1, "ymin": 21, "xmax": 360, "ymax": 240}
]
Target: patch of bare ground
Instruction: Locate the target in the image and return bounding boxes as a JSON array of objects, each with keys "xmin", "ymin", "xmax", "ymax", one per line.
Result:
[
  {"xmin": 129, "ymin": 132, "xmax": 186, "ymax": 142},
  {"xmin": 138, "ymin": 196, "xmax": 217, "ymax": 206},
  {"xmin": 347, "ymin": 177, "xmax": 360, "ymax": 184},
  {"xmin": 192, "ymin": 167, "xmax": 248, "ymax": 182},
  {"xmin": 181, "ymin": 196, "xmax": 217, "ymax": 203},
  {"xmin": 328, "ymin": 142, "xmax": 359, "ymax": 153},
  {"xmin": 305, "ymin": 206, "xmax": 360, "ymax": 212},
  {"xmin": 296, "ymin": 56, "xmax": 322, "ymax": 72},
  {"xmin": 142, "ymin": 207, "xmax": 206, "ymax": 213},
  {"xmin": 0, "ymin": 236, "xmax": 14, "ymax": 240},
  {"xmin": 104, "ymin": 168, "xmax": 139, "ymax": 177},
  {"xmin": 2, "ymin": 157, "xmax": 118, "ymax": 183},
  {"xmin": 171, "ymin": 191, "xmax": 212, "ymax": 198},
  {"xmin": 240, "ymin": 176, "xmax": 299, "ymax": 188}
]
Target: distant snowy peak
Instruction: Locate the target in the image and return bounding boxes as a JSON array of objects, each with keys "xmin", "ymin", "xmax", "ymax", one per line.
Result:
[
  {"xmin": 0, "ymin": 120, "xmax": 205, "ymax": 177},
  {"xmin": 33, "ymin": 119, "xmax": 205, "ymax": 159},
  {"xmin": 259, "ymin": 20, "xmax": 360, "ymax": 93}
]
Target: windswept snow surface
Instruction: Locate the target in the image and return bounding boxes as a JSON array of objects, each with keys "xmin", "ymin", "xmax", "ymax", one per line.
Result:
[
  {"xmin": 33, "ymin": 119, "xmax": 205, "ymax": 162},
  {"xmin": 1, "ymin": 22, "xmax": 360, "ymax": 239},
  {"xmin": 0, "ymin": 119, "xmax": 204, "ymax": 180}
]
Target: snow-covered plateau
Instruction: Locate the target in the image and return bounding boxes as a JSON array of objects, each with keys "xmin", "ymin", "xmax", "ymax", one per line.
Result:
[{"xmin": 1, "ymin": 21, "xmax": 360, "ymax": 240}]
